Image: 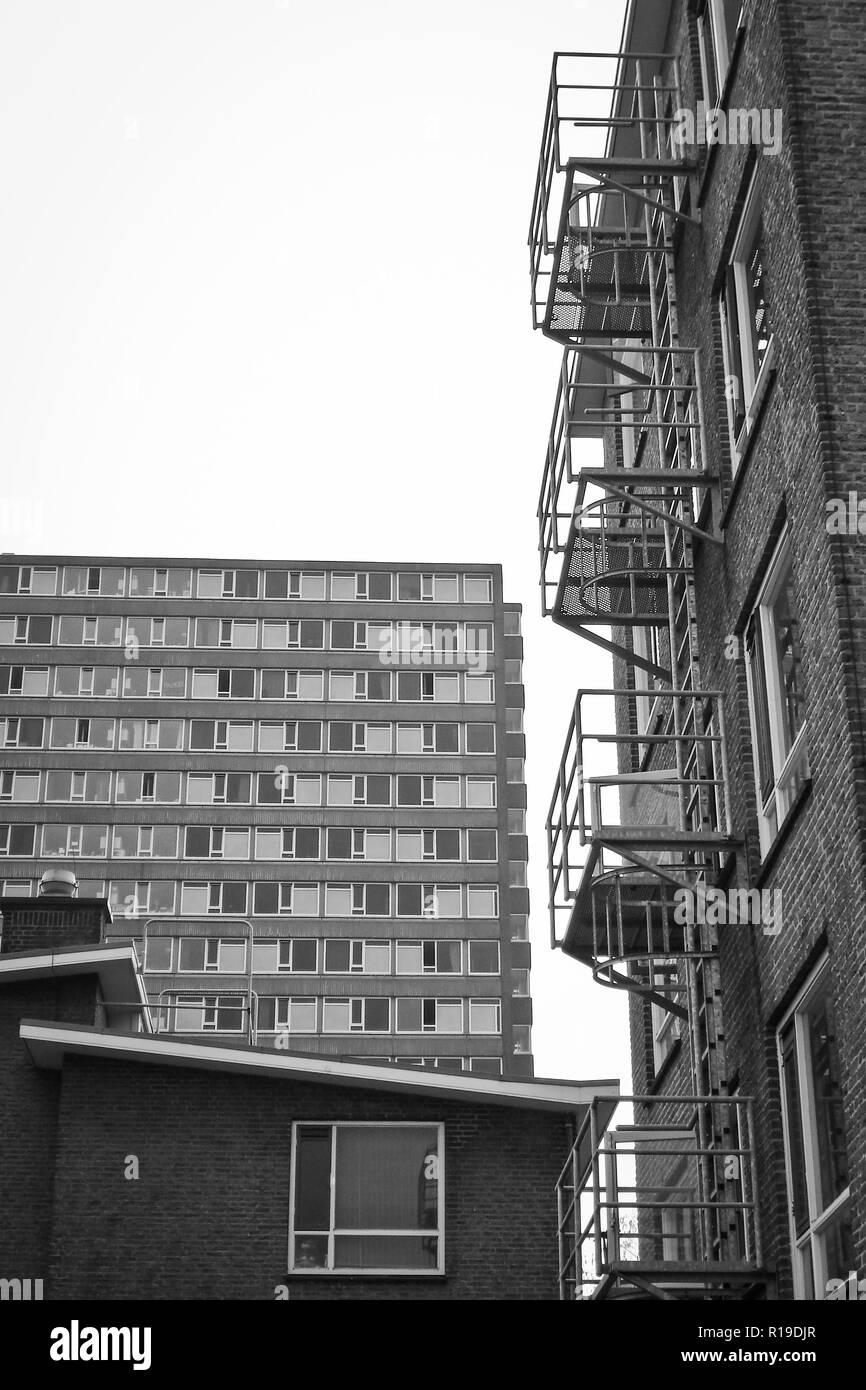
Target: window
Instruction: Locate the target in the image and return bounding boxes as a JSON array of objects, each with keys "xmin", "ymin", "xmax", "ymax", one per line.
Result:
[
  {"xmin": 261, "ymin": 669, "xmax": 324, "ymax": 701},
  {"xmin": 328, "ymin": 721, "xmax": 392, "ymax": 754},
  {"xmin": 469, "ymin": 1000, "xmax": 501, "ymax": 1034},
  {"xmin": 50, "ymin": 716, "xmax": 116, "ymax": 750},
  {"xmin": 396, "ymin": 775, "xmax": 459, "ymax": 808},
  {"xmin": 178, "ymin": 938, "xmax": 247, "ymax": 973},
  {"xmin": 506, "ymin": 708, "xmax": 523, "ymax": 734},
  {"xmin": 503, "ymin": 610, "xmax": 521, "ymax": 636},
  {"xmin": 255, "ymin": 827, "xmax": 321, "ymax": 860},
  {"xmin": 778, "ymin": 960, "xmax": 852, "ymax": 1300},
  {"xmin": 504, "ymin": 660, "xmax": 522, "ymax": 685},
  {"xmin": 324, "ymin": 940, "xmax": 391, "ymax": 974},
  {"xmin": 395, "ymin": 941, "xmax": 461, "ymax": 975},
  {"xmin": 720, "ymin": 171, "xmax": 774, "ymax": 464},
  {"xmin": 463, "ymin": 574, "xmax": 493, "ymax": 603},
  {"xmin": 191, "ymin": 668, "xmax": 255, "ymax": 700},
  {"xmin": 396, "ymin": 572, "xmax": 458, "ymax": 603},
  {"xmin": 107, "ymin": 879, "xmax": 175, "ymax": 917},
  {"xmin": 261, "ymin": 569, "xmax": 325, "ymax": 600},
  {"xmin": 252, "ymin": 882, "xmax": 320, "ymax": 916},
  {"xmin": 55, "ymin": 666, "xmax": 119, "ymax": 698},
  {"xmin": 396, "ymin": 829, "xmax": 460, "ymax": 862},
  {"xmin": 325, "ymin": 828, "xmax": 391, "ymax": 861},
  {"xmin": 466, "ymin": 776, "xmax": 496, "ymax": 809},
  {"xmin": 43, "ymin": 824, "xmax": 109, "ymax": 858},
  {"xmin": 322, "ymin": 998, "xmax": 391, "ymax": 1033},
  {"xmin": 196, "ymin": 568, "xmax": 258, "ymax": 599},
  {"xmin": 465, "ymin": 723, "xmax": 495, "ymax": 754},
  {"xmin": 396, "ymin": 998, "xmax": 463, "ymax": 1034},
  {"xmin": 468, "ymin": 941, "xmax": 500, "ymax": 974},
  {"xmin": 0, "ymin": 564, "xmax": 57, "ymax": 595},
  {"xmin": 324, "ymin": 883, "xmax": 391, "ymax": 917},
  {"xmin": 0, "ymin": 824, "xmax": 36, "ymax": 857},
  {"xmin": 396, "ymin": 672, "xmax": 460, "ymax": 703},
  {"xmin": 0, "ymin": 666, "xmax": 50, "ymax": 696},
  {"xmin": 508, "ymin": 808, "xmax": 526, "ymax": 836},
  {"xmin": 396, "ymin": 884, "xmax": 462, "ymax": 919},
  {"xmin": 258, "ymin": 720, "xmax": 322, "ymax": 753},
  {"xmin": 252, "ymin": 939, "xmax": 317, "ymax": 973},
  {"xmin": 44, "ymin": 770, "xmax": 111, "ymax": 803},
  {"xmin": 115, "ymin": 770, "xmax": 181, "ymax": 804},
  {"xmin": 144, "ymin": 937, "xmax": 173, "ymax": 972},
  {"xmin": 121, "ymin": 666, "xmax": 186, "ymax": 699},
  {"xmin": 125, "ymin": 616, "xmax": 189, "ymax": 647},
  {"xmin": 467, "ymin": 885, "xmax": 498, "ymax": 918},
  {"xmin": 62, "ymin": 565, "xmax": 124, "ymax": 596},
  {"xmin": 258, "ymin": 997, "xmax": 318, "ymax": 1033},
  {"xmin": 163, "ymin": 995, "xmax": 247, "ymax": 1033},
  {"xmin": 184, "ymin": 826, "xmax": 250, "ymax": 860},
  {"xmin": 0, "ymin": 717, "xmax": 44, "ymax": 748},
  {"xmin": 465, "ymin": 674, "xmax": 495, "ymax": 704},
  {"xmin": 745, "ymin": 535, "xmax": 808, "ymax": 854},
  {"xmin": 0, "ymin": 615, "xmax": 53, "ymax": 645},
  {"xmin": 112, "ymin": 825, "xmax": 178, "ymax": 859},
  {"xmin": 129, "ymin": 566, "xmax": 191, "ymax": 598},
  {"xmin": 395, "ymin": 722, "xmax": 459, "ymax": 754},
  {"xmin": 290, "ymin": 1122, "xmax": 442, "ymax": 1273},
  {"xmin": 328, "ymin": 670, "xmax": 392, "ymax": 702},
  {"xmin": 194, "ymin": 617, "xmax": 258, "ymax": 649},
  {"xmin": 190, "ymin": 719, "xmax": 254, "ymax": 752},
  {"xmin": 467, "ymin": 829, "xmax": 497, "ymax": 862},
  {"xmin": 187, "ymin": 772, "xmax": 251, "ymax": 805},
  {"xmin": 650, "ymin": 963, "xmax": 682, "ymax": 1073},
  {"xmin": 180, "ymin": 882, "xmax": 249, "ymax": 916},
  {"xmin": 330, "ymin": 571, "xmax": 392, "ymax": 601},
  {"xmin": 117, "ymin": 718, "xmax": 183, "ymax": 751},
  {"xmin": 696, "ymin": 0, "xmax": 742, "ymax": 108},
  {"xmin": 257, "ymin": 771, "xmax": 321, "ymax": 807},
  {"xmin": 327, "ymin": 774, "xmax": 390, "ymax": 808}
]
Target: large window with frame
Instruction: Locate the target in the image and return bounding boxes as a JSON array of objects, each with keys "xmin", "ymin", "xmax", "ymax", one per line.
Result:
[
  {"xmin": 778, "ymin": 960, "xmax": 852, "ymax": 1300},
  {"xmin": 289, "ymin": 1123, "xmax": 443, "ymax": 1274},
  {"xmin": 696, "ymin": 0, "xmax": 742, "ymax": 109},
  {"xmin": 720, "ymin": 171, "xmax": 774, "ymax": 466},
  {"xmin": 744, "ymin": 533, "xmax": 808, "ymax": 854}
]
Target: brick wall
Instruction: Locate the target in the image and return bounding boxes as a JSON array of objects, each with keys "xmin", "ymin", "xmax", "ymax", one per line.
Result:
[{"xmin": 46, "ymin": 1056, "xmax": 566, "ymax": 1300}]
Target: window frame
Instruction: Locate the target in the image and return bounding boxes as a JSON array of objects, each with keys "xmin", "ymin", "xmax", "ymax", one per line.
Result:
[
  {"xmin": 288, "ymin": 1121, "xmax": 444, "ymax": 1276},
  {"xmin": 777, "ymin": 957, "xmax": 852, "ymax": 1301}
]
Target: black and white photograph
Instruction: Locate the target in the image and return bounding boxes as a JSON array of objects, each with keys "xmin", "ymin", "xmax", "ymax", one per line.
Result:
[{"xmin": 0, "ymin": 0, "xmax": 862, "ymax": 1359}]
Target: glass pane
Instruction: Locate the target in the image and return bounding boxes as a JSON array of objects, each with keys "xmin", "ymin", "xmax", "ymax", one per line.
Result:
[
  {"xmin": 294, "ymin": 1127, "xmax": 332, "ymax": 1233},
  {"xmin": 334, "ymin": 1235, "xmax": 438, "ymax": 1271},
  {"xmin": 770, "ymin": 572, "xmax": 805, "ymax": 755},
  {"xmin": 806, "ymin": 987, "xmax": 849, "ymax": 1212},
  {"xmin": 334, "ymin": 1126, "xmax": 438, "ymax": 1231},
  {"xmin": 145, "ymin": 938, "xmax": 172, "ymax": 971}
]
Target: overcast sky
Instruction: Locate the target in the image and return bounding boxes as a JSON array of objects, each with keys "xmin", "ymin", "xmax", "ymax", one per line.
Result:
[{"xmin": 0, "ymin": 0, "xmax": 631, "ymax": 1084}]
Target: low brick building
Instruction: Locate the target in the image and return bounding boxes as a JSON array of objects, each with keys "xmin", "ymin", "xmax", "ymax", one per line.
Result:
[{"xmin": 0, "ymin": 886, "xmax": 617, "ymax": 1301}]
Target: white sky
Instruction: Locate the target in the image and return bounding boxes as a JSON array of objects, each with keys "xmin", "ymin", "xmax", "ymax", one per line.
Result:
[{"xmin": 0, "ymin": 0, "xmax": 631, "ymax": 1086}]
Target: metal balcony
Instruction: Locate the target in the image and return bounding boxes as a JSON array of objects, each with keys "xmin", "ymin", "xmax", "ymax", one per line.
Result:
[
  {"xmin": 538, "ymin": 346, "xmax": 716, "ymax": 621},
  {"xmin": 547, "ymin": 688, "xmax": 738, "ymax": 997},
  {"xmin": 529, "ymin": 52, "xmax": 697, "ymax": 344},
  {"xmin": 557, "ymin": 1094, "xmax": 769, "ymax": 1300}
]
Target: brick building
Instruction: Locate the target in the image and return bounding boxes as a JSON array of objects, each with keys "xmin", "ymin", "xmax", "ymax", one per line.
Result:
[
  {"xmin": 0, "ymin": 885, "xmax": 617, "ymax": 1299},
  {"xmin": 0, "ymin": 556, "xmax": 531, "ymax": 1076},
  {"xmin": 531, "ymin": 0, "xmax": 864, "ymax": 1298}
]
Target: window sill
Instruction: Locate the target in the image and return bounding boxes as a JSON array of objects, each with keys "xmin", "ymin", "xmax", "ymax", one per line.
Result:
[
  {"xmin": 756, "ymin": 778, "xmax": 813, "ymax": 886},
  {"xmin": 283, "ymin": 1271, "xmax": 448, "ymax": 1282}
]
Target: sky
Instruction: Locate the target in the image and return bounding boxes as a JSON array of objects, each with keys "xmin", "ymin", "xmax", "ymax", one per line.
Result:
[{"xmin": 0, "ymin": 0, "xmax": 631, "ymax": 1085}]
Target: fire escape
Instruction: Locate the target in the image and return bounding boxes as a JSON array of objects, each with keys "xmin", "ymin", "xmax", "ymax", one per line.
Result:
[{"xmin": 529, "ymin": 52, "xmax": 769, "ymax": 1299}]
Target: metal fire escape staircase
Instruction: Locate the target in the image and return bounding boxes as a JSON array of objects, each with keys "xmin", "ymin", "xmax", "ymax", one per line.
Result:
[{"xmin": 530, "ymin": 53, "xmax": 767, "ymax": 1299}]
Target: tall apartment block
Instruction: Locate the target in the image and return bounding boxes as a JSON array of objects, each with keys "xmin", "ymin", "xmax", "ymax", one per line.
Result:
[
  {"xmin": 530, "ymin": 0, "xmax": 864, "ymax": 1297},
  {"xmin": 0, "ymin": 557, "xmax": 532, "ymax": 1078}
]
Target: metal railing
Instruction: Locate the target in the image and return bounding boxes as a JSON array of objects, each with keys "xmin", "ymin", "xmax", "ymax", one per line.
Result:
[
  {"xmin": 547, "ymin": 688, "xmax": 734, "ymax": 950},
  {"xmin": 538, "ymin": 346, "xmax": 711, "ymax": 618},
  {"xmin": 529, "ymin": 51, "xmax": 691, "ymax": 335},
  {"xmin": 557, "ymin": 1094, "xmax": 763, "ymax": 1300}
]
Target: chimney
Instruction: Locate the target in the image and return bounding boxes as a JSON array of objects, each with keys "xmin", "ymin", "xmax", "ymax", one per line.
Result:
[{"xmin": 0, "ymin": 871, "xmax": 112, "ymax": 956}]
